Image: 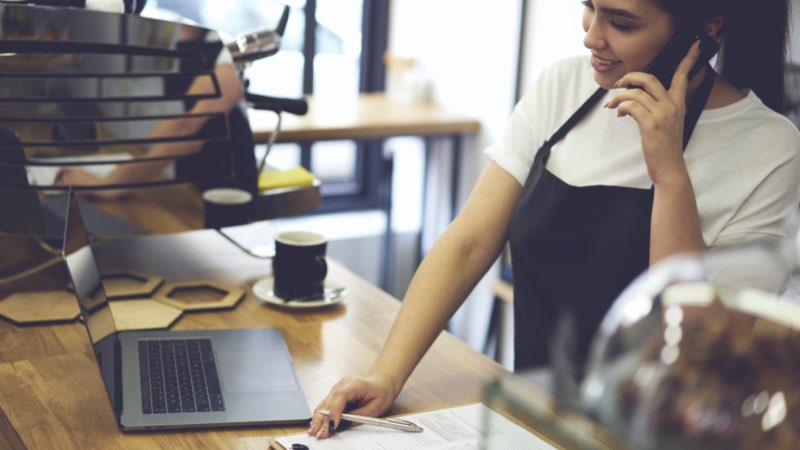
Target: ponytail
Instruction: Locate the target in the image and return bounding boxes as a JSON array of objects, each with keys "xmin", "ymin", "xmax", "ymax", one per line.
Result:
[{"xmin": 657, "ymin": 0, "xmax": 790, "ymax": 112}]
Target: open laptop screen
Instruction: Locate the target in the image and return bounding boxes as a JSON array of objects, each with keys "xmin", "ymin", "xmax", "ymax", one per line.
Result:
[{"xmin": 62, "ymin": 188, "xmax": 123, "ymax": 419}]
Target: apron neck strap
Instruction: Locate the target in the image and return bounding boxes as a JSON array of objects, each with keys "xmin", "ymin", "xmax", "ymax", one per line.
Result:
[
  {"xmin": 682, "ymin": 65, "xmax": 715, "ymax": 149},
  {"xmin": 545, "ymin": 88, "xmax": 607, "ymax": 148}
]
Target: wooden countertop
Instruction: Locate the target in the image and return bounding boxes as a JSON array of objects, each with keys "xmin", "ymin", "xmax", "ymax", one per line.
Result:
[{"xmin": 0, "ymin": 224, "xmax": 510, "ymax": 449}]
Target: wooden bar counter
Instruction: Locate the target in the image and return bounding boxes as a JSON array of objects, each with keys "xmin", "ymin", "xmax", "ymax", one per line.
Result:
[{"xmin": 0, "ymin": 222, "xmax": 510, "ymax": 449}]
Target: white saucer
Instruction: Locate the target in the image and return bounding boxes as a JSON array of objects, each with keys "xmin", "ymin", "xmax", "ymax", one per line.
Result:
[{"xmin": 252, "ymin": 277, "xmax": 346, "ymax": 309}]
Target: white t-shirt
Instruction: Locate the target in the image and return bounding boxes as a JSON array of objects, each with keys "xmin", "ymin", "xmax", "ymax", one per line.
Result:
[{"xmin": 486, "ymin": 55, "xmax": 800, "ymax": 248}]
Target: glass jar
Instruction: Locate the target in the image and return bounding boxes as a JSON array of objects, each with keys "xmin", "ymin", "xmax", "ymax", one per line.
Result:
[{"xmin": 578, "ymin": 218, "xmax": 800, "ymax": 450}]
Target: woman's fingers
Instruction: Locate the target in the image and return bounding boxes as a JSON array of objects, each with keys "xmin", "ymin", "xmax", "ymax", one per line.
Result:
[
  {"xmin": 308, "ymin": 409, "xmax": 331, "ymax": 439},
  {"xmin": 612, "ymin": 38, "xmax": 701, "ymax": 97},
  {"xmin": 669, "ymin": 39, "xmax": 702, "ymax": 96},
  {"xmin": 611, "ymin": 71, "xmax": 667, "ymax": 99},
  {"xmin": 308, "ymin": 375, "xmax": 396, "ymax": 439},
  {"xmin": 309, "ymin": 378, "xmax": 365, "ymax": 438},
  {"xmin": 309, "ymin": 400, "xmax": 342, "ymax": 438},
  {"xmin": 606, "ymin": 39, "xmax": 701, "ymax": 122},
  {"xmin": 615, "ymin": 100, "xmax": 651, "ymax": 123},
  {"xmin": 605, "ymin": 87, "xmax": 658, "ymax": 113}
]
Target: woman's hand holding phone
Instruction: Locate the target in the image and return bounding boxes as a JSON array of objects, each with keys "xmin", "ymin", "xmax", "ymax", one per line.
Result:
[{"xmin": 604, "ymin": 39, "xmax": 703, "ymax": 186}]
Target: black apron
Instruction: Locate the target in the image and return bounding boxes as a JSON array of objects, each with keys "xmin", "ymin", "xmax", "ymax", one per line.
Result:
[{"xmin": 508, "ymin": 69, "xmax": 715, "ymax": 382}]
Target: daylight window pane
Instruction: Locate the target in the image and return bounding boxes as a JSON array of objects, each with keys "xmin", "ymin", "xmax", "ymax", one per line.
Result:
[
  {"xmin": 313, "ymin": 0, "xmax": 362, "ymax": 97},
  {"xmin": 311, "ymin": 141, "xmax": 357, "ymax": 183}
]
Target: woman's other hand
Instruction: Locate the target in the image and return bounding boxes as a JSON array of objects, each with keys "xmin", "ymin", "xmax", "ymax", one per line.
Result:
[{"xmin": 307, "ymin": 374, "xmax": 398, "ymax": 439}]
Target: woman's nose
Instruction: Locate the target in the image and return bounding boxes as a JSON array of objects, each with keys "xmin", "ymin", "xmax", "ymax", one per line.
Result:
[{"xmin": 583, "ymin": 18, "xmax": 605, "ymax": 50}]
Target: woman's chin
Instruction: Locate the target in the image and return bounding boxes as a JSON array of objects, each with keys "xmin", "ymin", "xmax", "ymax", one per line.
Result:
[{"xmin": 593, "ymin": 72, "xmax": 618, "ymax": 89}]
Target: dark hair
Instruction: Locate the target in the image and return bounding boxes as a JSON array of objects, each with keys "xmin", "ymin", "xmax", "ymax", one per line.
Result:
[{"xmin": 655, "ymin": 0, "xmax": 790, "ymax": 112}]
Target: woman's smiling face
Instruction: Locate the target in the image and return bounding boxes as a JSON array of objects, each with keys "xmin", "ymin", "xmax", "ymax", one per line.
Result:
[{"xmin": 581, "ymin": 0, "xmax": 677, "ymax": 88}]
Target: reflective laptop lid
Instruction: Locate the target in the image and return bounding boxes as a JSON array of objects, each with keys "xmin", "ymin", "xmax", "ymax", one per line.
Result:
[{"xmin": 61, "ymin": 187, "xmax": 123, "ymax": 420}]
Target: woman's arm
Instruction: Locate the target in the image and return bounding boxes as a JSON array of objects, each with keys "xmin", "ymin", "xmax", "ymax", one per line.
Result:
[
  {"xmin": 649, "ymin": 168, "xmax": 705, "ymax": 263},
  {"xmin": 308, "ymin": 162, "xmax": 522, "ymax": 438}
]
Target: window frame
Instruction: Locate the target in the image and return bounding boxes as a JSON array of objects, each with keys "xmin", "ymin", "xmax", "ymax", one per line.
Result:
[{"xmin": 297, "ymin": 0, "xmax": 391, "ymax": 213}]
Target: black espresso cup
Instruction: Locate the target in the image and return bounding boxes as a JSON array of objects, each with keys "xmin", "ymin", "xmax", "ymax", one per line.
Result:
[
  {"xmin": 202, "ymin": 188, "xmax": 254, "ymax": 229},
  {"xmin": 272, "ymin": 230, "xmax": 328, "ymax": 301}
]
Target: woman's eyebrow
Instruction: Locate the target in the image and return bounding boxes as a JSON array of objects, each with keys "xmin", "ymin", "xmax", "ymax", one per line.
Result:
[{"xmin": 597, "ymin": 6, "xmax": 642, "ymax": 20}]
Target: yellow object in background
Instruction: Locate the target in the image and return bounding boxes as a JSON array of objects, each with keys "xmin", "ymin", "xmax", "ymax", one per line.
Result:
[{"xmin": 258, "ymin": 167, "xmax": 315, "ymax": 191}]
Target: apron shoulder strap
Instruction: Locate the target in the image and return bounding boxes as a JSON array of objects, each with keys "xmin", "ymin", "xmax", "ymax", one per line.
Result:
[
  {"xmin": 542, "ymin": 88, "xmax": 607, "ymax": 154},
  {"xmin": 682, "ymin": 65, "xmax": 715, "ymax": 149}
]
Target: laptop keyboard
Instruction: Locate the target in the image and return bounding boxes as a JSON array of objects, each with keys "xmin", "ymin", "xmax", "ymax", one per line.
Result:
[{"xmin": 138, "ymin": 338, "xmax": 225, "ymax": 414}]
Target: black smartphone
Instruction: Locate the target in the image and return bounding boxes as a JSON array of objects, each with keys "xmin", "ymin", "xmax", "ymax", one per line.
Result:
[{"xmin": 639, "ymin": 27, "xmax": 720, "ymax": 89}]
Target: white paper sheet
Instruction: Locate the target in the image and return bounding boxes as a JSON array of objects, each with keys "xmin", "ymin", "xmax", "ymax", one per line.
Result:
[{"xmin": 276, "ymin": 403, "xmax": 556, "ymax": 450}]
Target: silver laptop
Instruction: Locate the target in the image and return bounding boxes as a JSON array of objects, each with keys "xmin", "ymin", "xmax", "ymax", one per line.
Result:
[{"xmin": 61, "ymin": 188, "xmax": 311, "ymax": 430}]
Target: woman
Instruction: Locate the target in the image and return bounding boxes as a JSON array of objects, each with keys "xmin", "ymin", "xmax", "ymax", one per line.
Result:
[{"xmin": 309, "ymin": 0, "xmax": 800, "ymax": 438}]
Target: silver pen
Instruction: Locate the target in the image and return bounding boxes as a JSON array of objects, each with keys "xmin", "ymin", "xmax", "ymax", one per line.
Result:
[{"xmin": 318, "ymin": 409, "xmax": 424, "ymax": 433}]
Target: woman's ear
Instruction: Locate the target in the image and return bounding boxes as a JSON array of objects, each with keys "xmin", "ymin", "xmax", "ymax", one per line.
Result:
[{"xmin": 700, "ymin": 16, "xmax": 725, "ymax": 39}]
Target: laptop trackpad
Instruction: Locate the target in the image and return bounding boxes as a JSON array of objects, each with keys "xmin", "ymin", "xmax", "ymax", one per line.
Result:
[{"xmin": 217, "ymin": 349, "xmax": 298, "ymax": 393}]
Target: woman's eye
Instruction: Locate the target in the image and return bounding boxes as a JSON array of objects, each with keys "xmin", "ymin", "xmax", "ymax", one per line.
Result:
[
  {"xmin": 581, "ymin": 0, "xmax": 594, "ymax": 10},
  {"xmin": 610, "ymin": 18, "xmax": 634, "ymax": 31}
]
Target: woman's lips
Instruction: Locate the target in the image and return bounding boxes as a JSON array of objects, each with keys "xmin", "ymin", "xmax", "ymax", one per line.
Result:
[{"xmin": 591, "ymin": 55, "xmax": 621, "ymax": 73}]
